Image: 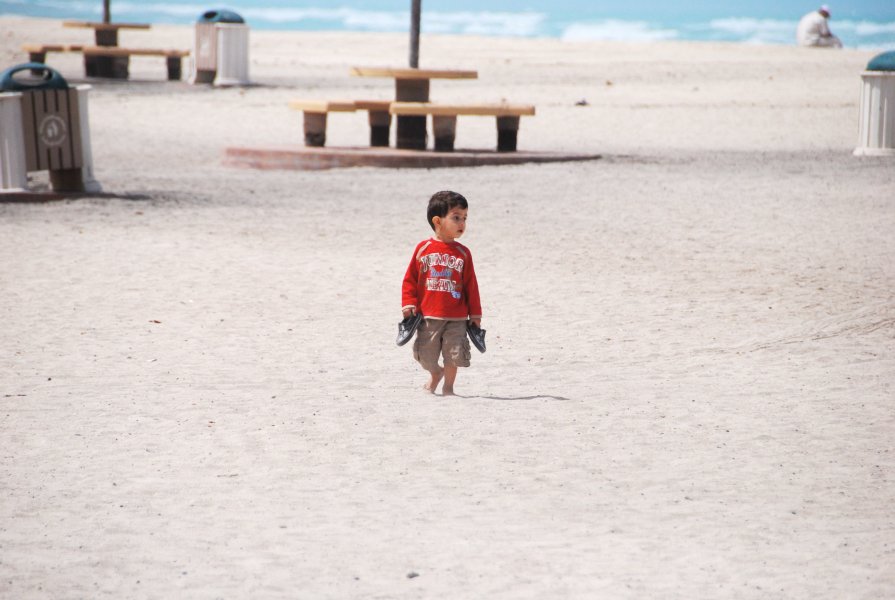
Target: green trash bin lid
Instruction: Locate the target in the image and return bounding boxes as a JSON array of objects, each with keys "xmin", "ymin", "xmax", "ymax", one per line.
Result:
[
  {"xmin": 197, "ymin": 9, "xmax": 245, "ymax": 24},
  {"xmin": 867, "ymin": 51, "xmax": 895, "ymax": 71},
  {"xmin": 0, "ymin": 63, "xmax": 69, "ymax": 91}
]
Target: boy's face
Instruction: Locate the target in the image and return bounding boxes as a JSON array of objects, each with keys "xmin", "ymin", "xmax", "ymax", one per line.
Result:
[{"xmin": 433, "ymin": 206, "xmax": 467, "ymax": 241}]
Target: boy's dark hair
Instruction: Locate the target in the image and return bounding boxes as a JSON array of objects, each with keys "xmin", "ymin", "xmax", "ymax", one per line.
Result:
[{"xmin": 427, "ymin": 190, "xmax": 468, "ymax": 231}]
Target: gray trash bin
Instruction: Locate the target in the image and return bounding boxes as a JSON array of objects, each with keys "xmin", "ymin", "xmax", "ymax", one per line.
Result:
[
  {"xmin": 855, "ymin": 50, "xmax": 895, "ymax": 156},
  {"xmin": 193, "ymin": 9, "xmax": 249, "ymax": 85},
  {"xmin": 0, "ymin": 63, "xmax": 100, "ymax": 192}
]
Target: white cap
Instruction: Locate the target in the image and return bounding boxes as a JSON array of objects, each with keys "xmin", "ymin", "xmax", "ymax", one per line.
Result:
[{"xmin": 820, "ymin": 4, "xmax": 831, "ymax": 14}]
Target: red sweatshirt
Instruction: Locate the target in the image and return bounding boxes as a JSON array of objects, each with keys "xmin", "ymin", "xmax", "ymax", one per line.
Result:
[{"xmin": 402, "ymin": 238, "xmax": 482, "ymax": 320}]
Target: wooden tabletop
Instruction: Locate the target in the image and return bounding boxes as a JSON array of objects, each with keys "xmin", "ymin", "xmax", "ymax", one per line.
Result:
[
  {"xmin": 350, "ymin": 67, "xmax": 478, "ymax": 80},
  {"xmin": 63, "ymin": 21, "xmax": 151, "ymax": 31}
]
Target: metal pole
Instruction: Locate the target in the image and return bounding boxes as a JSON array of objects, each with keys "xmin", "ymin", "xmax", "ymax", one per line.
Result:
[
  {"xmin": 103, "ymin": 0, "xmax": 111, "ymax": 23},
  {"xmin": 409, "ymin": 0, "xmax": 421, "ymax": 68}
]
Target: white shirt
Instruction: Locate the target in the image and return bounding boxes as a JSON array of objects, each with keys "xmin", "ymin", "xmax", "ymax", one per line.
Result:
[{"xmin": 796, "ymin": 11, "xmax": 832, "ymax": 46}]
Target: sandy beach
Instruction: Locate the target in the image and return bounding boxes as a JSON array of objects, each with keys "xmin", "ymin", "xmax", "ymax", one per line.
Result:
[{"xmin": 1, "ymin": 16, "xmax": 894, "ymax": 598}]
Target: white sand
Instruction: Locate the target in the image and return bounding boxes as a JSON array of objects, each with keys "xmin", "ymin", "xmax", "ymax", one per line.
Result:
[{"xmin": 1, "ymin": 16, "xmax": 894, "ymax": 599}]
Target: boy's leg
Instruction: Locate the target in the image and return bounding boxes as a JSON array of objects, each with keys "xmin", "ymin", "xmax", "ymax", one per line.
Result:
[
  {"xmin": 425, "ymin": 367, "xmax": 444, "ymax": 393},
  {"xmin": 412, "ymin": 319, "xmax": 447, "ymax": 393},
  {"xmin": 440, "ymin": 321, "xmax": 471, "ymax": 395},
  {"xmin": 441, "ymin": 364, "xmax": 458, "ymax": 396}
]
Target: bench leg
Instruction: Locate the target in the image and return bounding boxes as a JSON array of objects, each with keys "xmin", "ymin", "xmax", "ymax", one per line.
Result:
[
  {"xmin": 84, "ymin": 55, "xmax": 97, "ymax": 77},
  {"xmin": 395, "ymin": 79, "xmax": 429, "ymax": 150},
  {"xmin": 496, "ymin": 116, "xmax": 520, "ymax": 152},
  {"xmin": 110, "ymin": 56, "xmax": 130, "ymax": 79},
  {"xmin": 368, "ymin": 111, "xmax": 391, "ymax": 147},
  {"xmin": 28, "ymin": 53, "xmax": 47, "ymax": 73},
  {"xmin": 166, "ymin": 56, "xmax": 183, "ymax": 81},
  {"xmin": 432, "ymin": 115, "xmax": 457, "ymax": 152},
  {"xmin": 396, "ymin": 117, "xmax": 427, "ymax": 150},
  {"xmin": 303, "ymin": 112, "xmax": 327, "ymax": 147},
  {"xmin": 85, "ymin": 55, "xmax": 129, "ymax": 79}
]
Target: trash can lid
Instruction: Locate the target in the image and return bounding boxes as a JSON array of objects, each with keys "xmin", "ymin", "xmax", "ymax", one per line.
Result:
[
  {"xmin": 0, "ymin": 63, "xmax": 69, "ymax": 91},
  {"xmin": 867, "ymin": 51, "xmax": 895, "ymax": 71},
  {"xmin": 197, "ymin": 9, "xmax": 245, "ymax": 23}
]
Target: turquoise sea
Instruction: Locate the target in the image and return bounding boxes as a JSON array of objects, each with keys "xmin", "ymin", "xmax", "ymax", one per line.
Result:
[{"xmin": 3, "ymin": 0, "xmax": 894, "ymax": 49}]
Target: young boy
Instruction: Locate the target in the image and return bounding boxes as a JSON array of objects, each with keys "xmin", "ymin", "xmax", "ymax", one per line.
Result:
[{"xmin": 401, "ymin": 190, "xmax": 482, "ymax": 396}]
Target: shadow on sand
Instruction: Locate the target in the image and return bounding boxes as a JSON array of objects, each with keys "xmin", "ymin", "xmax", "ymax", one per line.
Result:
[{"xmin": 454, "ymin": 394, "xmax": 571, "ymax": 402}]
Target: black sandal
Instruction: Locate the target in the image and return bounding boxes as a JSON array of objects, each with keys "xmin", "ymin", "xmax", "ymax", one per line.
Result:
[
  {"xmin": 396, "ymin": 312, "xmax": 423, "ymax": 346},
  {"xmin": 466, "ymin": 321, "xmax": 486, "ymax": 353}
]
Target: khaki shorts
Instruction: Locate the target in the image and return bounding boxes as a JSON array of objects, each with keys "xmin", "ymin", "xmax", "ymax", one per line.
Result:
[{"xmin": 412, "ymin": 319, "xmax": 471, "ymax": 371}]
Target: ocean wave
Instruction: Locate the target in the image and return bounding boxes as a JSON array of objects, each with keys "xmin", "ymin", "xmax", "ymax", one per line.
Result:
[
  {"xmin": 561, "ymin": 20, "xmax": 678, "ymax": 42},
  {"xmin": 2, "ymin": 0, "xmax": 103, "ymax": 13},
  {"xmin": 419, "ymin": 11, "xmax": 545, "ymax": 37},
  {"xmin": 7, "ymin": 0, "xmax": 544, "ymax": 36},
  {"xmin": 704, "ymin": 17, "xmax": 895, "ymax": 46},
  {"xmin": 708, "ymin": 18, "xmax": 795, "ymax": 36},
  {"xmin": 235, "ymin": 7, "xmax": 405, "ymax": 29},
  {"xmin": 705, "ymin": 18, "xmax": 795, "ymax": 44},
  {"xmin": 116, "ymin": 2, "xmax": 208, "ymax": 19},
  {"xmin": 243, "ymin": 7, "xmax": 545, "ymax": 36},
  {"xmin": 4, "ymin": 0, "xmax": 894, "ymax": 48},
  {"xmin": 837, "ymin": 20, "xmax": 895, "ymax": 35},
  {"xmin": 14, "ymin": 0, "xmax": 222, "ymax": 19}
]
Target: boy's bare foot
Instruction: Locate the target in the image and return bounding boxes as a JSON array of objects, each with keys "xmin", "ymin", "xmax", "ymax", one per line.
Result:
[
  {"xmin": 423, "ymin": 368, "xmax": 443, "ymax": 393},
  {"xmin": 441, "ymin": 384, "xmax": 455, "ymax": 396}
]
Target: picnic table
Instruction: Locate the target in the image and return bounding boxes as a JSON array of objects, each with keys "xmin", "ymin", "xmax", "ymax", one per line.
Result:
[
  {"xmin": 25, "ymin": 21, "xmax": 188, "ymax": 80},
  {"xmin": 289, "ymin": 66, "xmax": 534, "ymax": 152},
  {"xmin": 350, "ymin": 66, "xmax": 477, "ymax": 149}
]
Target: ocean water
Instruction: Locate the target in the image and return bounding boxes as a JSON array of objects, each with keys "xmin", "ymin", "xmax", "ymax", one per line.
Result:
[{"xmin": 3, "ymin": 0, "xmax": 894, "ymax": 50}]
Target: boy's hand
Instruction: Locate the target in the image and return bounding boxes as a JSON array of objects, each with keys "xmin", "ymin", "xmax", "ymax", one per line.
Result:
[
  {"xmin": 470, "ymin": 318, "xmax": 481, "ymax": 328},
  {"xmin": 403, "ymin": 307, "xmax": 416, "ymax": 318}
]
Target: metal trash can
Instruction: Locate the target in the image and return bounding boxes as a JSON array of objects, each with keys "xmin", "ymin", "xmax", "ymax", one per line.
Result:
[
  {"xmin": 193, "ymin": 9, "xmax": 250, "ymax": 86},
  {"xmin": 855, "ymin": 50, "xmax": 895, "ymax": 157},
  {"xmin": 0, "ymin": 63, "xmax": 100, "ymax": 193}
]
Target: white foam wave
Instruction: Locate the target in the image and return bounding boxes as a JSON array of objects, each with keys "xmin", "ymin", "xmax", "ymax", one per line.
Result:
[
  {"xmin": 708, "ymin": 18, "xmax": 795, "ymax": 36},
  {"xmin": 68, "ymin": 2, "xmax": 543, "ymax": 36},
  {"xmin": 6, "ymin": 0, "xmax": 895, "ymax": 48},
  {"xmin": 114, "ymin": 2, "xmax": 209, "ymax": 18},
  {"xmin": 235, "ymin": 7, "xmax": 403, "ymax": 28},
  {"xmin": 241, "ymin": 8, "xmax": 545, "ymax": 37},
  {"xmin": 423, "ymin": 12, "xmax": 544, "ymax": 37},
  {"xmin": 562, "ymin": 20, "xmax": 678, "ymax": 42},
  {"xmin": 706, "ymin": 16, "xmax": 895, "ymax": 45},
  {"xmin": 836, "ymin": 20, "xmax": 895, "ymax": 35},
  {"xmin": 23, "ymin": 1, "xmax": 229, "ymax": 19},
  {"xmin": 8, "ymin": 0, "xmax": 103, "ymax": 13},
  {"xmin": 706, "ymin": 18, "xmax": 795, "ymax": 44}
]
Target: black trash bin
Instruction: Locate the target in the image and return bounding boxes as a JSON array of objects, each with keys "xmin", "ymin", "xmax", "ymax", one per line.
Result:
[
  {"xmin": 198, "ymin": 9, "xmax": 245, "ymax": 24},
  {"xmin": 866, "ymin": 50, "xmax": 895, "ymax": 72},
  {"xmin": 0, "ymin": 63, "xmax": 86, "ymax": 191},
  {"xmin": 0, "ymin": 62, "xmax": 69, "ymax": 91}
]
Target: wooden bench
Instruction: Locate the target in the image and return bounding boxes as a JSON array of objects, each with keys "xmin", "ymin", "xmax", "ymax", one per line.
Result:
[
  {"xmin": 23, "ymin": 43, "xmax": 85, "ymax": 60},
  {"xmin": 288, "ymin": 100, "xmax": 356, "ymax": 147},
  {"xmin": 22, "ymin": 44, "xmax": 189, "ymax": 80},
  {"xmin": 389, "ymin": 102, "xmax": 536, "ymax": 152},
  {"xmin": 288, "ymin": 99, "xmax": 393, "ymax": 147}
]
